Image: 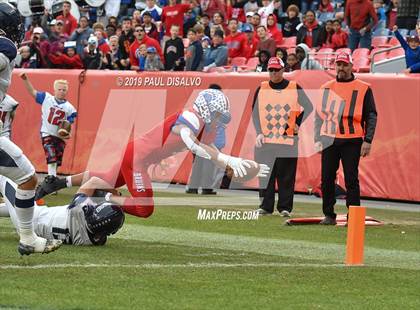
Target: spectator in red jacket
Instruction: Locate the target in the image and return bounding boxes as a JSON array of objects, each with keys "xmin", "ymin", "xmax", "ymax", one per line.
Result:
[
  {"xmin": 201, "ymin": 0, "xmax": 226, "ymax": 19},
  {"xmin": 129, "ymin": 25, "xmax": 163, "ymax": 70},
  {"xmin": 226, "ymin": 0, "xmax": 246, "ymax": 23},
  {"xmin": 331, "ymin": 20, "xmax": 348, "ymax": 49},
  {"xmin": 224, "ymin": 19, "xmax": 248, "ymax": 60},
  {"xmin": 266, "ymin": 13, "xmax": 283, "ymax": 45},
  {"xmin": 242, "ymin": 23, "xmax": 259, "ymax": 59},
  {"xmin": 162, "ymin": 0, "xmax": 191, "ymax": 37},
  {"xmin": 94, "ymin": 30, "xmax": 111, "ymax": 54},
  {"xmin": 318, "ymin": 0, "xmax": 334, "ymax": 13},
  {"xmin": 49, "ymin": 41, "xmax": 83, "ymax": 69},
  {"xmin": 345, "ymin": 0, "xmax": 378, "ymax": 50},
  {"xmin": 56, "ymin": 1, "xmax": 78, "ymax": 36}
]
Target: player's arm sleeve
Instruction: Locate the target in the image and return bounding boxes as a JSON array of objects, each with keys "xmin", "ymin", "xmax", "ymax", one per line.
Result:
[
  {"xmin": 180, "ymin": 126, "xmax": 212, "ymax": 159},
  {"xmin": 67, "ymin": 112, "xmax": 77, "ymax": 123},
  {"xmin": 252, "ymin": 87, "xmax": 262, "ymax": 135},
  {"xmin": 295, "ymin": 84, "xmax": 313, "ymax": 126},
  {"xmin": 174, "ymin": 111, "xmax": 200, "ymax": 134},
  {"xmin": 35, "ymin": 92, "xmax": 46, "ymax": 104},
  {"xmin": 362, "ymin": 87, "xmax": 377, "ymax": 143}
]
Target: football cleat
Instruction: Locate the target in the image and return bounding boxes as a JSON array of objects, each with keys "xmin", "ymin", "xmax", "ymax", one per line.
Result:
[
  {"xmin": 18, "ymin": 238, "xmax": 62, "ymax": 256},
  {"xmin": 35, "ymin": 175, "xmax": 66, "ymax": 200}
]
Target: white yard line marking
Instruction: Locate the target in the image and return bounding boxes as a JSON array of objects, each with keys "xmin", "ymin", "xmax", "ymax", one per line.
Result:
[
  {"xmin": 0, "ymin": 262, "xmax": 345, "ymax": 270},
  {"xmin": 115, "ymin": 224, "xmax": 420, "ymax": 270}
]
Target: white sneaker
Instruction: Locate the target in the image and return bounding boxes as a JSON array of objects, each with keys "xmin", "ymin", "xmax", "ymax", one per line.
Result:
[
  {"xmin": 280, "ymin": 210, "xmax": 291, "ymax": 217},
  {"xmin": 18, "ymin": 237, "xmax": 62, "ymax": 256},
  {"xmin": 256, "ymin": 208, "xmax": 272, "ymax": 215}
]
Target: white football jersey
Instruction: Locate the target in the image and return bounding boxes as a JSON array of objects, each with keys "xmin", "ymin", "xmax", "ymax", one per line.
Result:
[
  {"xmin": 0, "ymin": 94, "xmax": 18, "ymax": 138},
  {"xmin": 0, "ymin": 175, "xmax": 96, "ymax": 245},
  {"xmin": 34, "ymin": 195, "xmax": 95, "ymax": 245},
  {"xmin": 36, "ymin": 92, "xmax": 77, "ymax": 138}
]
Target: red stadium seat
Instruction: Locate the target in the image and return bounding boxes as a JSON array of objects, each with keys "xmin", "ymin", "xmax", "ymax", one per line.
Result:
[
  {"xmin": 352, "ymin": 57, "xmax": 370, "ymax": 73},
  {"xmin": 336, "ymin": 48, "xmax": 351, "ymax": 55},
  {"xmin": 352, "ymin": 48, "xmax": 370, "ymax": 59},
  {"xmin": 318, "ymin": 48, "xmax": 334, "ymax": 53},
  {"xmin": 388, "ymin": 47, "xmax": 405, "ymax": 58},
  {"xmin": 287, "ymin": 48, "xmax": 296, "ymax": 55},
  {"xmin": 371, "ymin": 48, "xmax": 388, "ymax": 62},
  {"xmin": 388, "ymin": 37, "xmax": 402, "ymax": 46},
  {"xmin": 246, "ymin": 57, "xmax": 259, "ymax": 70},
  {"xmin": 372, "ymin": 36, "xmax": 389, "ymax": 48},
  {"xmin": 314, "ymin": 48, "xmax": 335, "ymax": 68},
  {"xmin": 278, "ymin": 36, "xmax": 296, "ymax": 48},
  {"xmin": 231, "ymin": 57, "xmax": 247, "ymax": 66}
]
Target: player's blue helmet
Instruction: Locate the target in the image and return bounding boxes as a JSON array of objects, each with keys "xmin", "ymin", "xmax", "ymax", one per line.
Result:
[
  {"xmin": 86, "ymin": 202, "xmax": 125, "ymax": 236},
  {"xmin": 193, "ymin": 89, "xmax": 231, "ymax": 125},
  {"xmin": 0, "ymin": 2, "xmax": 24, "ymax": 45}
]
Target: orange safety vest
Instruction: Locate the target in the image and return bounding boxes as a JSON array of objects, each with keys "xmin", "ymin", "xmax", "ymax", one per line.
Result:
[
  {"xmin": 318, "ymin": 79, "xmax": 369, "ymax": 139},
  {"xmin": 258, "ymin": 80, "xmax": 300, "ymax": 145}
]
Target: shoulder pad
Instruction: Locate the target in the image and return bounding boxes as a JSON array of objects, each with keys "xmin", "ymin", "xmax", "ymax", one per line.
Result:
[{"xmin": 0, "ymin": 37, "xmax": 17, "ymax": 62}]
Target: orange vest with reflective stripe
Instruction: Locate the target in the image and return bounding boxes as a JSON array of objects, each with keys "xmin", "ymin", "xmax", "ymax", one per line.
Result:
[
  {"xmin": 258, "ymin": 81, "xmax": 300, "ymax": 145},
  {"xmin": 318, "ymin": 79, "xmax": 369, "ymax": 139}
]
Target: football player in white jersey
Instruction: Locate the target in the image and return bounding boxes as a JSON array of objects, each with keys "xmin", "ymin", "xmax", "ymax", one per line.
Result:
[
  {"xmin": 0, "ymin": 175, "xmax": 125, "ymax": 246},
  {"xmin": 0, "ymin": 94, "xmax": 18, "ymax": 138},
  {"xmin": 20, "ymin": 73, "xmax": 77, "ymax": 178},
  {"xmin": 0, "ymin": 2, "xmax": 62, "ymax": 255}
]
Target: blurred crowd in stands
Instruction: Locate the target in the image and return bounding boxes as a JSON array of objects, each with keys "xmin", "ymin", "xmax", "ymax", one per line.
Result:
[{"xmin": 13, "ymin": 0, "xmax": 420, "ymax": 72}]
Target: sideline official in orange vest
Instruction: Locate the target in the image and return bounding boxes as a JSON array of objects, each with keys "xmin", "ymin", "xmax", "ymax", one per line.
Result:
[
  {"xmin": 315, "ymin": 52, "xmax": 378, "ymax": 225},
  {"xmin": 253, "ymin": 57, "xmax": 313, "ymax": 217}
]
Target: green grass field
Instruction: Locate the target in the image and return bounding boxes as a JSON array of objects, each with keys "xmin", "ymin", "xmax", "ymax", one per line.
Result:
[{"xmin": 0, "ymin": 188, "xmax": 419, "ymax": 310}]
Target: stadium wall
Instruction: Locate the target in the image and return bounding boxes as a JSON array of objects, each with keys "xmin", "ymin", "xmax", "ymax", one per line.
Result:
[{"xmin": 8, "ymin": 70, "xmax": 420, "ymax": 202}]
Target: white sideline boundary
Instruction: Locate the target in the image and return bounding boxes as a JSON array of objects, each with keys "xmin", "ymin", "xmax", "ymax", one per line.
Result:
[{"xmin": 0, "ymin": 262, "xmax": 345, "ymax": 270}]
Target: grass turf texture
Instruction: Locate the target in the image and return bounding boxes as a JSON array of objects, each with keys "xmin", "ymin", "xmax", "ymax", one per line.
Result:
[{"xmin": 0, "ymin": 188, "xmax": 419, "ymax": 310}]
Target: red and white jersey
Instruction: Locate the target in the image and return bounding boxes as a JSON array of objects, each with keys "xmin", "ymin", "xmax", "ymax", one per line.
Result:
[
  {"xmin": 128, "ymin": 110, "xmax": 217, "ymax": 165},
  {"xmin": 35, "ymin": 92, "xmax": 77, "ymax": 138},
  {"xmin": 0, "ymin": 94, "xmax": 18, "ymax": 138}
]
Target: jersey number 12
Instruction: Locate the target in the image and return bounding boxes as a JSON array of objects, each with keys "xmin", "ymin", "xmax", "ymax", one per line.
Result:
[{"xmin": 47, "ymin": 107, "xmax": 66, "ymax": 125}]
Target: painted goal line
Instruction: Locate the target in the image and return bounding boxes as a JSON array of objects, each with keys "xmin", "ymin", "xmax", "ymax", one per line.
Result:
[{"xmin": 0, "ymin": 262, "xmax": 345, "ymax": 270}]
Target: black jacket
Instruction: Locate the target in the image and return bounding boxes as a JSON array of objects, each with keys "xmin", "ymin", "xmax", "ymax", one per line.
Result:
[
  {"xmin": 296, "ymin": 24, "xmax": 325, "ymax": 49},
  {"xmin": 118, "ymin": 30, "xmax": 135, "ymax": 59},
  {"xmin": 279, "ymin": 16, "xmax": 300, "ymax": 37},
  {"xmin": 164, "ymin": 37, "xmax": 185, "ymax": 71}
]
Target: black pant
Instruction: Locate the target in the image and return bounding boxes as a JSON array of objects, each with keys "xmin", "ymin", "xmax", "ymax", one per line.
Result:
[
  {"xmin": 321, "ymin": 138, "xmax": 362, "ymax": 218},
  {"xmin": 255, "ymin": 143, "xmax": 298, "ymax": 213}
]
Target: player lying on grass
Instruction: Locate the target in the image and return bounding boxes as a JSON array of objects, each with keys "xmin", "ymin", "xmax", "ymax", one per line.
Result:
[
  {"xmin": 0, "ymin": 175, "xmax": 125, "ymax": 246},
  {"xmin": 35, "ymin": 85, "xmax": 270, "ymax": 218}
]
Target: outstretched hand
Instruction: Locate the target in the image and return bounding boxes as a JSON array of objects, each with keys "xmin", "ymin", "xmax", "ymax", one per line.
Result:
[{"xmin": 257, "ymin": 164, "xmax": 270, "ymax": 178}]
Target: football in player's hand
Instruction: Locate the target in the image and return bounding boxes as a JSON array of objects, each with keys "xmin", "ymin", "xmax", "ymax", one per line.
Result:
[
  {"xmin": 58, "ymin": 120, "xmax": 71, "ymax": 139},
  {"xmin": 226, "ymin": 160, "xmax": 260, "ymax": 182}
]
